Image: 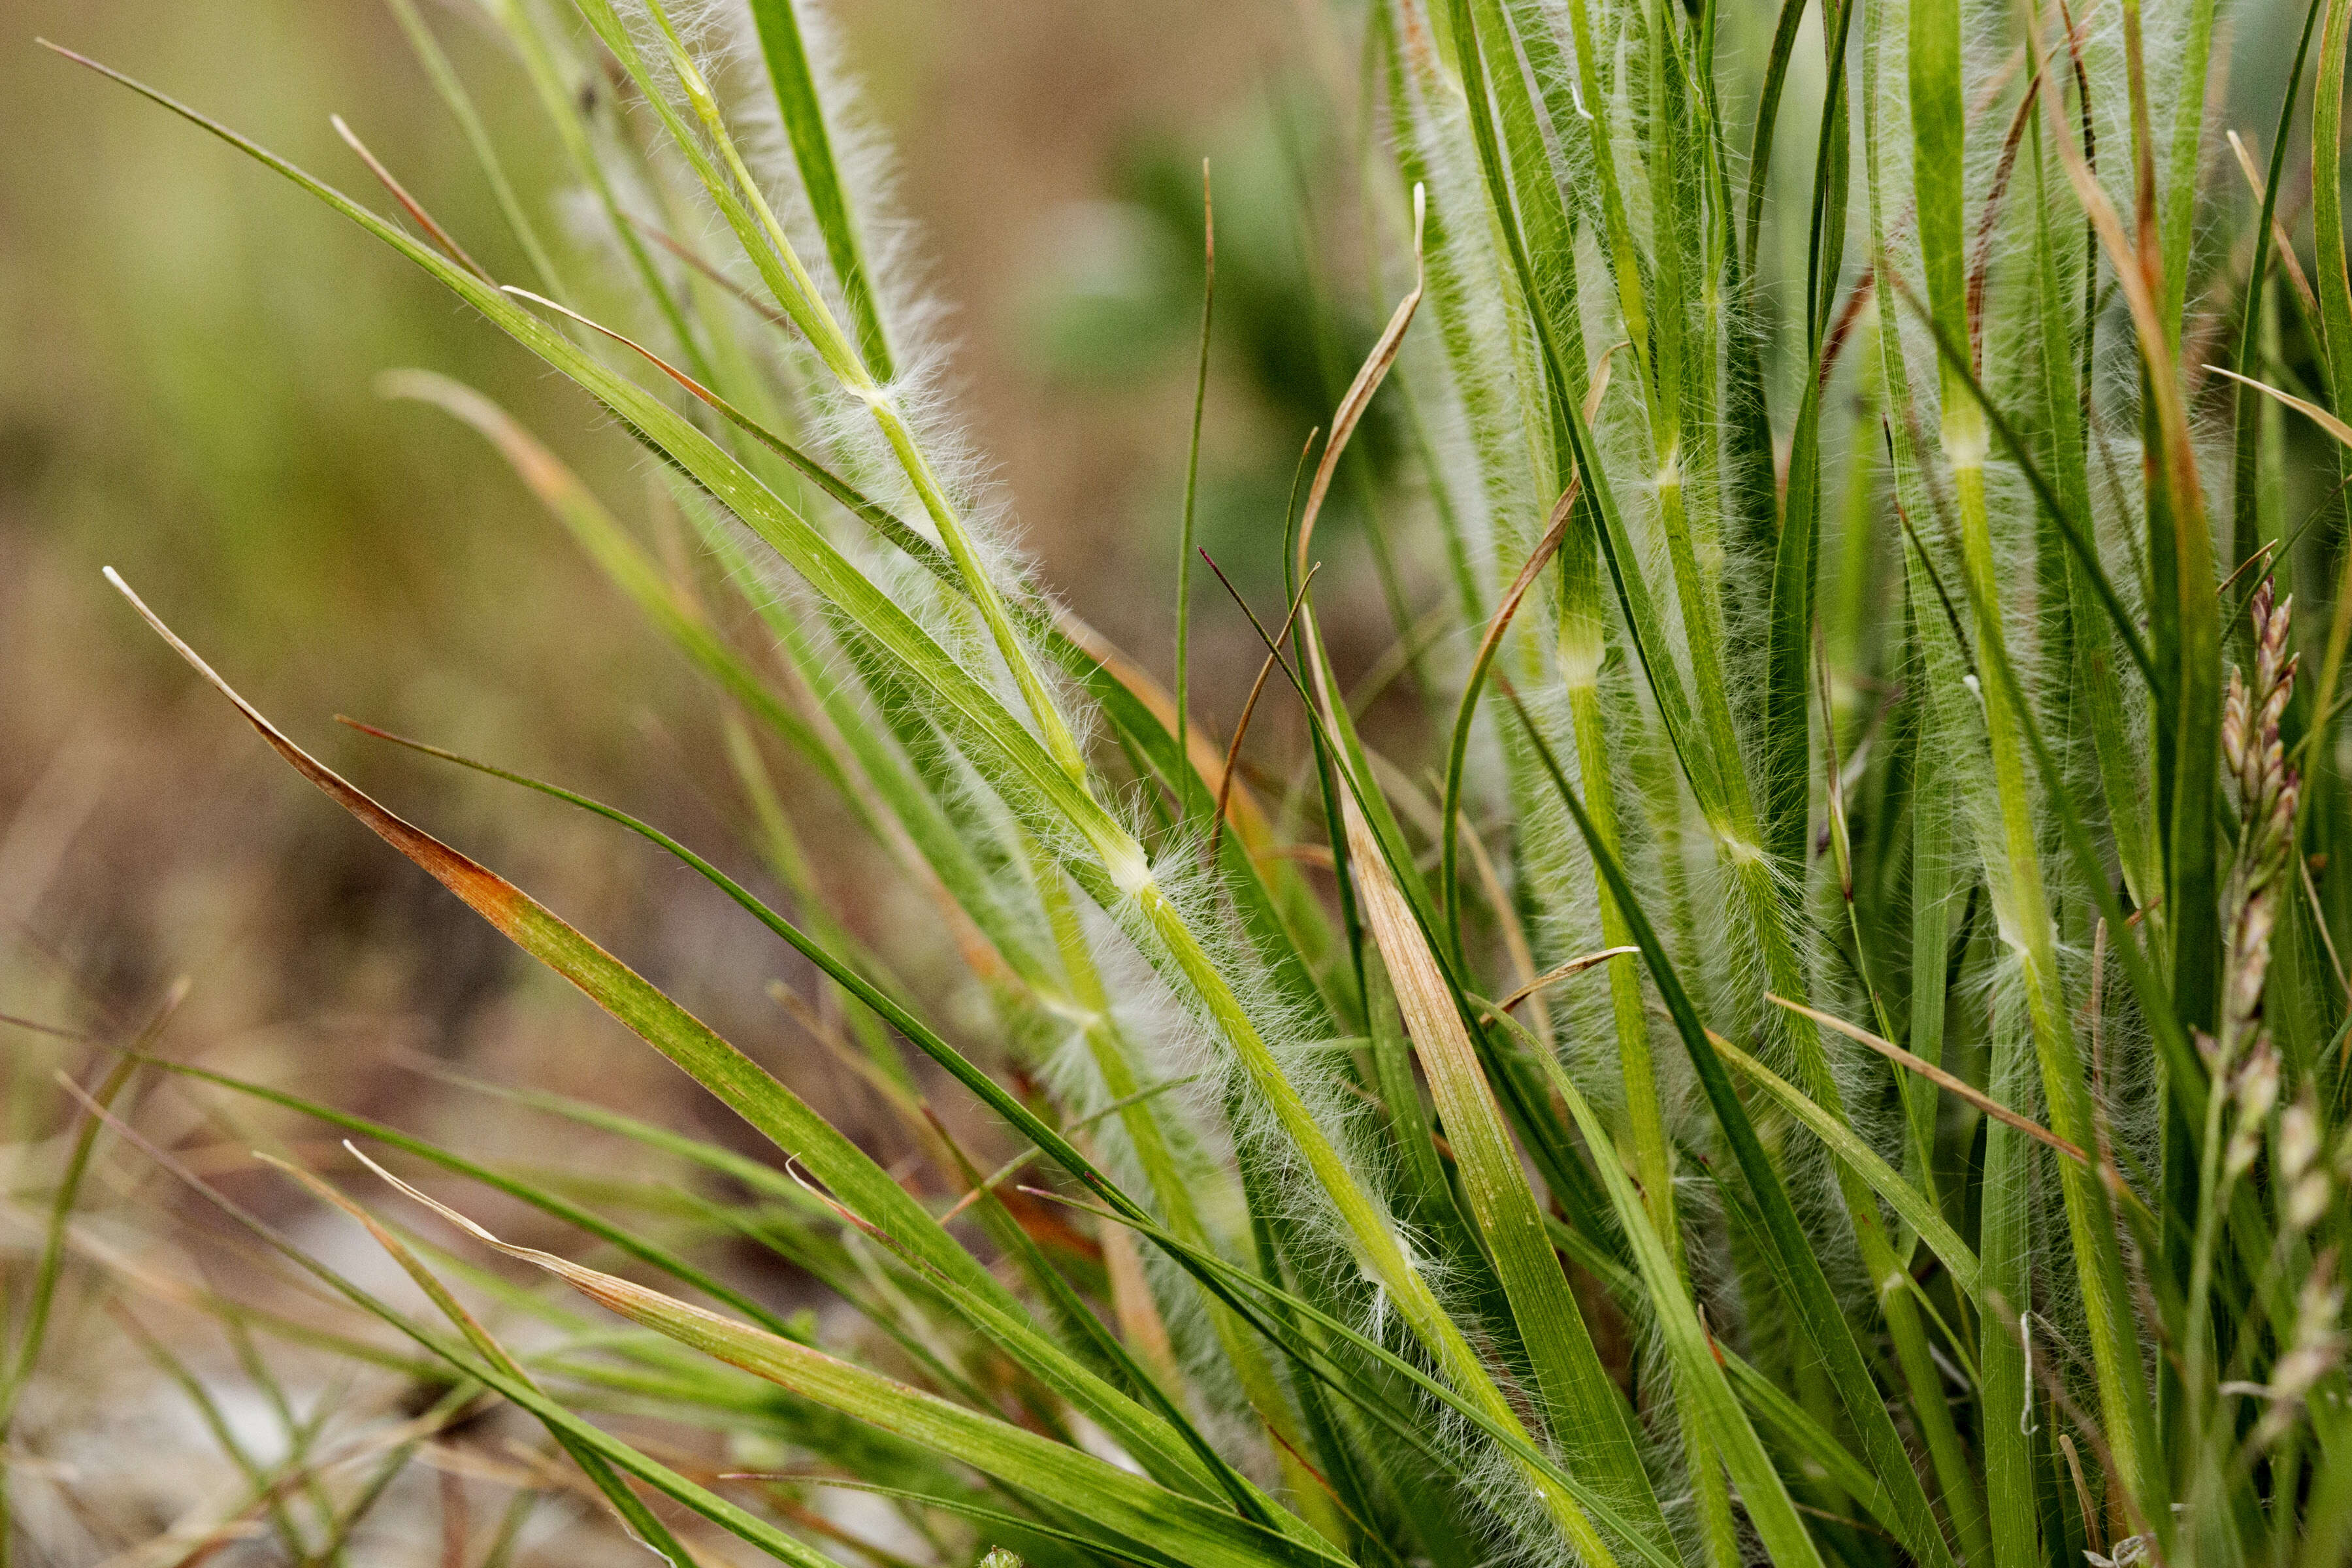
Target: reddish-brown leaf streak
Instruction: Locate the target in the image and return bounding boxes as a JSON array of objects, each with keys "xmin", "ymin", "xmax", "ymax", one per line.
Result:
[{"xmin": 106, "ymin": 570, "xmax": 532, "ymax": 940}]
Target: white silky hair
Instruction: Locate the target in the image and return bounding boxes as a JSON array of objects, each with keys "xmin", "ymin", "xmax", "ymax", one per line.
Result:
[{"xmin": 554, "ymin": 0, "xmax": 2219, "ymax": 1548}]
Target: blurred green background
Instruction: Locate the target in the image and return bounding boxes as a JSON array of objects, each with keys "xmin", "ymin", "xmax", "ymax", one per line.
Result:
[
  {"xmin": 1, "ymin": 3, "xmax": 2330, "ymax": 1560},
  {"xmin": 0, "ymin": 8, "xmax": 1452, "ymax": 1552},
  {"xmin": 6, "ymin": 0, "xmax": 2320, "ymax": 1209},
  {"xmin": 0, "ymin": 0, "xmax": 1401, "ymax": 1141}
]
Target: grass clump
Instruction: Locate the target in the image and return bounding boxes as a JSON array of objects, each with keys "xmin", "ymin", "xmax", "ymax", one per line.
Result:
[{"xmin": 14, "ymin": 1, "xmax": 2352, "ymax": 1565}]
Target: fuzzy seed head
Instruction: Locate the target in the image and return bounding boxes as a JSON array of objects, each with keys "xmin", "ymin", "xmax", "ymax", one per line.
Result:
[
  {"xmin": 2227, "ymin": 1042, "xmax": 2281, "ymax": 1181},
  {"xmin": 2221, "ymin": 583, "xmax": 2303, "ymax": 1070},
  {"xmin": 2288, "ymin": 1173, "xmax": 2333, "ymax": 1233},
  {"xmin": 2277, "ymin": 1251, "xmax": 2347, "ymax": 1403},
  {"xmin": 2236, "ymin": 1042, "xmax": 2281, "ymax": 1126},
  {"xmin": 2282, "ymin": 1094, "xmax": 2321, "ymax": 1183}
]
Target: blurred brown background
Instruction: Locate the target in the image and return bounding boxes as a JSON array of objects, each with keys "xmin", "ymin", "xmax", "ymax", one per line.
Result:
[
  {"xmin": 0, "ymin": 7, "xmax": 1426, "ymax": 1548},
  {"xmin": 0, "ymin": 0, "xmax": 1397, "ymax": 1153},
  {"xmin": 4, "ymin": 1, "xmax": 2321, "ymax": 1560}
]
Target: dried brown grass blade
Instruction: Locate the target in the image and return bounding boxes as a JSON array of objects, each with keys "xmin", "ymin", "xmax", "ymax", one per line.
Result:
[
  {"xmin": 2211, "ymin": 366, "xmax": 2352, "ymax": 448},
  {"xmin": 1488, "ymin": 948, "xmax": 1639, "ymax": 1017},
  {"xmin": 330, "ymin": 114, "xmax": 489, "ymax": 283},
  {"xmin": 1763, "ymin": 994, "xmax": 2088, "ymax": 1164},
  {"xmin": 1210, "ymin": 564, "xmax": 1319, "ymax": 862},
  {"xmin": 1292, "ymin": 185, "xmax": 1424, "ymax": 581}
]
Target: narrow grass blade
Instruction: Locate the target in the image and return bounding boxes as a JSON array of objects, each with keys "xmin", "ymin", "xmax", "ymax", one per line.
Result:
[
  {"xmin": 3, "ymin": 987, "xmax": 177, "ymax": 1410},
  {"xmin": 1763, "ymin": 0, "xmax": 1857, "ymax": 874},
  {"xmin": 1, "ymin": 1036, "xmax": 160, "ymax": 1556},
  {"xmin": 742, "ymin": 0, "xmax": 891, "ymax": 378},
  {"xmin": 331, "ymin": 721, "xmax": 1169, "ymax": 1239},
  {"xmin": 1744, "ymin": 0, "xmax": 1812, "ymax": 274},
  {"xmin": 367, "ymin": 1169, "xmax": 1348, "ymax": 1568},
  {"xmin": 97, "ymin": 571, "xmax": 1079, "ymax": 1369},
  {"xmin": 1459, "ymin": 1009, "xmax": 1833, "ymax": 1568},
  {"xmin": 309, "ymin": 723, "xmax": 1275, "ymax": 1508},
  {"xmin": 1765, "ymin": 995, "xmax": 2090, "ymax": 1168},
  {"xmin": 1495, "ymin": 681, "xmax": 1962, "ymax": 1568},
  {"xmin": 154, "ymin": 1062, "xmax": 808, "ymax": 1334},
  {"xmin": 380, "ymin": 372, "xmax": 870, "ymax": 815},
  {"xmin": 384, "ymin": 0, "xmax": 566, "ymax": 299},
  {"xmin": 45, "ymin": 46, "xmax": 1132, "ymax": 890},
  {"xmin": 1028, "ymin": 1190, "xmax": 1690, "ymax": 1568},
  {"xmin": 572, "ymin": 0, "xmax": 1089, "ymax": 785},
  {"xmin": 59, "ymin": 1079, "xmax": 844, "ymax": 1568},
  {"xmin": 1708, "ymin": 1034, "xmax": 1982, "ymax": 1300},
  {"xmin": 1335, "ymin": 723, "xmax": 1671, "ymax": 1556},
  {"xmin": 1884, "ymin": 275, "xmax": 2155, "ymax": 689},
  {"xmin": 264, "ymin": 1155, "xmax": 727, "ymax": 1568},
  {"xmin": 1437, "ymin": 480, "xmax": 1576, "ymax": 962},
  {"xmin": 2229, "ymin": 0, "xmax": 2328, "ymax": 566},
  {"xmin": 2213, "ymin": 367, "xmax": 2352, "ymax": 449}
]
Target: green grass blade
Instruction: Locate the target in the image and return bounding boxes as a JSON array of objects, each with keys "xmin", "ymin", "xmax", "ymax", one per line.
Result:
[
  {"xmin": 1441, "ymin": 1, "xmax": 1720, "ymax": 819},
  {"xmin": 2225, "ymin": 0, "xmax": 2324, "ymax": 563},
  {"xmin": 1486, "ymin": 1008, "xmax": 1833, "ymax": 1568},
  {"xmin": 382, "ymin": 0, "xmax": 566, "ymax": 300},
  {"xmin": 742, "ymin": 0, "xmax": 892, "ymax": 378},
  {"xmin": 1912, "ymin": 18, "xmax": 2178, "ymax": 1530},
  {"xmin": 568, "ymin": 0, "xmax": 1090, "ymax": 785},
  {"xmin": 1717, "ymin": 1352, "xmax": 1901, "ymax": 1539},
  {"xmin": 2307, "ymin": 0, "xmax": 2352, "ymax": 939},
  {"xmin": 2159, "ymin": 1, "xmax": 2219, "ymax": 338},
  {"xmin": 884, "ymin": 1123, "xmax": 1286, "ymax": 1531},
  {"xmin": 1036, "ymin": 1191, "xmax": 1692, "ymax": 1568},
  {"xmin": 1887, "ymin": 276, "xmax": 2157, "ymax": 691},
  {"xmin": 46, "ymin": 57, "xmax": 1362, "ymax": 1540},
  {"xmin": 99, "ymin": 570, "xmax": 1101, "ymax": 1370},
  {"xmin": 789, "ymin": 1478, "xmax": 1172, "ymax": 1568},
  {"xmin": 2025, "ymin": 106, "xmax": 2157, "ymax": 909},
  {"xmin": 480, "ymin": 1, "xmax": 713, "ymax": 380},
  {"xmin": 0, "ymin": 1041, "xmax": 150, "ymax": 1539},
  {"xmin": 1887, "ymin": 274, "xmax": 2183, "ymax": 1539},
  {"xmin": 114, "ymin": 1307, "xmax": 316, "ymax": 1563},
  {"xmin": 329, "ymin": 721, "xmax": 1186, "ymax": 1247},
  {"xmin": 1709, "ymin": 1034, "xmax": 1980, "ymax": 1300},
  {"xmin": 380, "ymin": 372, "xmax": 877, "ymax": 815},
  {"xmin": 1497, "ymin": 684, "xmax": 1963, "ymax": 1568},
  {"xmin": 1764, "ymin": 0, "xmax": 1857, "ymax": 873},
  {"xmin": 44, "ymin": 45, "xmax": 1135, "ymax": 886},
  {"xmin": 1437, "ymin": 485, "xmax": 1574, "ymax": 962},
  {"xmin": 71, "ymin": 1084, "xmax": 843, "ymax": 1568},
  {"xmin": 1337, "ymin": 730, "xmax": 1671, "ymax": 1558},
  {"xmin": 304, "ymin": 724, "xmax": 1298, "ymax": 1510},
  {"xmin": 155, "ymin": 1062, "xmax": 807, "ymax": 1338},
  {"xmin": 375, "ymin": 1174, "xmax": 1348, "ymax": 1568},
  {"xmin": 1256, "ymin": 373, "xmax": 1648, "ymax": 1566},
  {"xmin": 1743, "ymin": 0, "xmax": 1811, "ymax": 276},
  {"xmin": 1458, "ymin": 0, "xmax": 1586, "ymax": 416},
  {"xmin": 1558, "ymin": 0, "xmax": 1649, "ymax": 393},
  {"xmin": 3, "ymin": 1025, "xmax": 158, "ymax": 1404},
  {"xmin": 274, "ymin": 1158, "xmax": 742, "ymax": 1568},
  {"xmin": 361, "ymin": 1079, "xmax": 1002, "ymax": 1407}
]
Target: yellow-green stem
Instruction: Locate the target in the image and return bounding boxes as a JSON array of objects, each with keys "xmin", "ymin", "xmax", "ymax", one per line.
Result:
[
  {"xmin": 1132, "ymin": 877, "xmax": 1620, "ymax": 1563},
  {"xmin": 1949, "ymin": 447, "xmax": 2153, "ymax": 1510},
  {"xmin": 1032, "ymin": 856, "xmax": 1345, "ymax": 1544}
]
